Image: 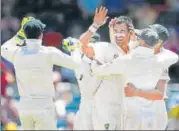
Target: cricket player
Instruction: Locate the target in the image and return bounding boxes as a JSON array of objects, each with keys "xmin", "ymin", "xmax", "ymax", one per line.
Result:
[
  {"xmin": 62, "ymin": 35, "xmax": 102, "ymax": 130},
  {"xmin": 91, "ymin": 28, "xmax": 179, "ymax": 130},
  {"xmin": 81, "ymin": 15, "xmax": 136, "ymax": 129},
  {"xmin": 123, "ymin": 28, "xmax": 170, "ymax": 130},
  {"xmin": 1, "ymin": 17, "xmax": 80, "ymax": 130},
  {"xmin": 166, "ymin": 62, "xmax": 179, "ymax": 130},
  {"xmin": 79, "ymin": 11, "xmax": 170, "ymax": 129},
  {"xmin": 74, "ymin": 6, "xmax": 129, "ymax": 129},
  {"xmin": 108, "ymin": 21, "xmax": 171, "ymax": 130},
  {"xmin": 148, "ymin": 24, "xmax": 171, "ymax": 102},
  {"xmin": 77, "ymin": 8, "xmax": 139, "ymax": 129}
]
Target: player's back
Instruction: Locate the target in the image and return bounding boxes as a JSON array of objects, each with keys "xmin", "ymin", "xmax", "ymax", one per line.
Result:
[
  {"xmin": 124, "ymin": 46, "xmax": 178, "ymax": 106},
  {"xmin": 126, "ymin": 46, "xmax": 178, "ymax": 90},
  {"xmin": 13, "ymin": 46, "xmax": 54, "ymax": 99}
]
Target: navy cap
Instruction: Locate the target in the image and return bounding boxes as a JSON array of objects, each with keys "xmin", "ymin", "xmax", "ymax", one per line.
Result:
[
  {"xmin": 23, "ymin": 19, "xmax": 46, "ymax": 39},
  {"xmin": 139, "ymin": 28, "xmax": 159, "ymax": 47},
  {"xmin": 148, "ymin": 24, "xmax": 169, "ymax": 43}
]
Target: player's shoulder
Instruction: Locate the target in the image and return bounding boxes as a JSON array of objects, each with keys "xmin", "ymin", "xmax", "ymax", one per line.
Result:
[
  {"xmin": 161, "ymin": 48, "xmax": 178, "ymax": 61},
  {"xmin": 158, "ymin": 48, "xmax": 179, "ymax": 66}
]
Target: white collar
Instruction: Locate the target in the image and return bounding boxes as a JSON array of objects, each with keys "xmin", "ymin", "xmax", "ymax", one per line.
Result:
[{"xmin": 25, "ymin": 39, "xmax": 42, "ymax": 50}]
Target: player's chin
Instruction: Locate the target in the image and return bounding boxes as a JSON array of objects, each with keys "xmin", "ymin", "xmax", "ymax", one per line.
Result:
[{"xmin": 115, "ymin": 39, "xmax": 124, "ymax": 45}]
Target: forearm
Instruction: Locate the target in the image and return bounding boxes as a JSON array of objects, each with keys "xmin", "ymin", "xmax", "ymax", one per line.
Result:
[
  {"xmin": 2, "ymin": 37, "xmax": 23, "ymax": 47},
  {"xmin": 1, "ymin": 36, "xmax": 23, "ymax": 62},
  {"xmin": 79, "ymin": 24, "xmax": 97, "ymax": 57},
  {"xmin": 136, "ymin": 88, "xmax": 164, "ymax": 100}
]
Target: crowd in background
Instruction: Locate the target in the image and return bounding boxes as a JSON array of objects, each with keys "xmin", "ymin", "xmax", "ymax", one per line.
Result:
[{"xmin": 1, "ymin": 0, "xmax": 179, "ymax": 130}]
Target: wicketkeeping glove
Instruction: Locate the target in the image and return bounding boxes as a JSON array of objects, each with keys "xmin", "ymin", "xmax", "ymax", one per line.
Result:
[
  {"xmin": 14, "ymin": 16, "xmax": 35, "ymax": 41},
  {"xmin": 62, "ymin": 37, "xmax": 81, "ymax": 52}
]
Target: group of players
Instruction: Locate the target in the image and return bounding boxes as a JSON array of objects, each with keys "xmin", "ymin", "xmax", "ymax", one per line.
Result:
[{"xmin": 1, "ymin": 6, "xmax": 178, "ymax": 130}]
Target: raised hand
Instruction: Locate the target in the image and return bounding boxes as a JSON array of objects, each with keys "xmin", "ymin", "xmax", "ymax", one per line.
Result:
[
  {"xmin": 16, "ymin": 17, "xmax": 35, "ymax": 40},
  {"xmin": 93, "ymin": 6, "xmax": 108, "ymax": 28},
  {"xmin": 108, "ymin": 17, "xmax": 117, "ymax": 29}
]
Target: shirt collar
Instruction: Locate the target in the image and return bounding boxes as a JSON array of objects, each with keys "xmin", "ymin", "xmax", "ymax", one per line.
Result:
[{"xmin": 25, "ymin": 39, "xmax": 42, "ymax": 50}]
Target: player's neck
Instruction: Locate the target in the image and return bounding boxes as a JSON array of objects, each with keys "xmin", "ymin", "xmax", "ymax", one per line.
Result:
[{"xmin": 120, "ymin": 44, "xmax": 129, "ymax": 54}]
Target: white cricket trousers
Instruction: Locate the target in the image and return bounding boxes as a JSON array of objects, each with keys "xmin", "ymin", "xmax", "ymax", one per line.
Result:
[
  {"xmin": 124, "ymin": 99, "xmax": 168, "ymax": 130},
  {"xmin": 92, "ymin": 103, "xmax": 124, "ymax": 130},
  {"xmin": 73, "ymin": 101, "xmax": 93, "ymax": 130},
  {"xmin": 17, "ymin": 97, "xmax": 57, "ymax": 130}
]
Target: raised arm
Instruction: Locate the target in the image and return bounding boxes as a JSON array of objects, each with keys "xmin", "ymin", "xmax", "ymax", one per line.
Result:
[
  {"xmin": 79, "ymin": 6, "xmax": 108, "ymax": 58},
  {"xmin": 1, "ymin": 38, "xmax": 21, "ymax": 63},
  {"xmin": 1, "ymin": 17, "xmax": 34, "ymax": 63}
]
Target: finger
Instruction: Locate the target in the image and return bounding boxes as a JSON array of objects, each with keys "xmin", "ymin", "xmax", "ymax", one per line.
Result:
[
  {"xmin": 95, "ymin": 8, "xmax": 98, "ymax": 15},
  {"xmin": 101, "ymin": 7, "xmax": 107, "ymax": 21},
  {"xmin": 100, "ymin": 6, "xmax": 105, "ymax": 17},
  {"xmin": 104, "ymin": 8, "xmax": 108, "ymax": 17},
  {"xmin": 99, "ymin": 6, "xmax": 103, "ymax": 14}
]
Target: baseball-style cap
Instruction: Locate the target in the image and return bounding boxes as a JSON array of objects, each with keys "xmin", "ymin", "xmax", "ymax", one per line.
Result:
[
  {"xmin": 136, "ymin": 28, "xmax": 159, "ymax": 47},
  {"xmin": 23, "ymin": 19, "xmax": 46, "ymax": 39},
  {"xmin": 148, "ymin": 24, "xmax": 169, "ymax": 43}
]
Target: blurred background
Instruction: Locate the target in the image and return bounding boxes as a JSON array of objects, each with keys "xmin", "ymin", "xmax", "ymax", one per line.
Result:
[{"xmin": 1, "ymin": 0, "xmax": 179, "ymax": 130}]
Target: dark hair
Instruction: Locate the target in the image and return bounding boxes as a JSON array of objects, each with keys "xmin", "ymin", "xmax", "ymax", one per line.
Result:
[
  {"xmin": 140, "ymin": 28, "xmax": 159, "ymax": 46},
  {"xmin": 169, "ymin": 62, "xmax": 179, "ymax": 82},
  {"xmin": 24, "ymin": 26, "xmax": 42, "ymax": 39},
  {"xmin": 115, "ymin": 16, "xmax": 134, "ymax": 31},
  {"xmin": 149, "ymin": 24, "xmax": 169, "ymax": 43},
  {"xmin": 23, "ymin": 19, "xmax": 46, "ymax": 39}
]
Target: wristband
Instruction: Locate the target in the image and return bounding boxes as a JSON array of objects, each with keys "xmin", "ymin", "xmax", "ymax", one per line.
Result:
[{"xmin": 89, "ymin": 24, "xmax": 99, "ymax": 33}]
